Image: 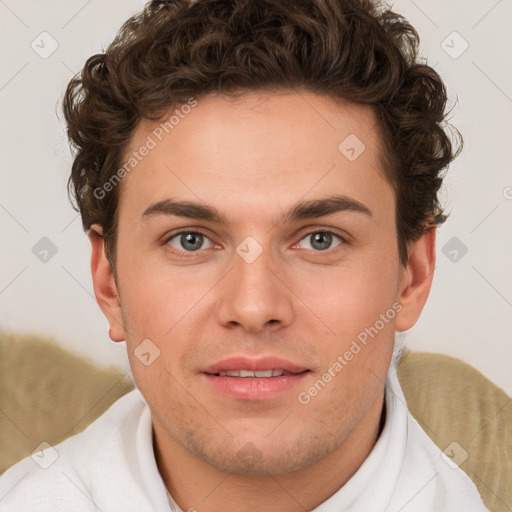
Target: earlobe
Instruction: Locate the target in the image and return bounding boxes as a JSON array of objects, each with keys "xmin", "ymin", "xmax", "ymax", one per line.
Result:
[
  {"xmin": 88, "ymin": 224, "xmax": 126, "ymax": 342},
  {"xmin": 395, "ymin": 227, "xmax": 436, "ymax": 332}
]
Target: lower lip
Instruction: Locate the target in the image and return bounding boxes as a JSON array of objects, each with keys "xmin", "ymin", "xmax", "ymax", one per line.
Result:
[{"xmin": 202, "ymin": 372, "xmax": 309, "ymax": 400}]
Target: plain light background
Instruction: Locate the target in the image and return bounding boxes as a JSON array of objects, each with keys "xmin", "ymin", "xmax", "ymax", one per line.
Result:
[{"xmin": 1, "ymin": 0, "xmax": 511, "ymax": 395}]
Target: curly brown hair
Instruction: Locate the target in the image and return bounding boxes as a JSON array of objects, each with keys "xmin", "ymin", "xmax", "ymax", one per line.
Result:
[{"xmin": 63, "ymin": 0, "xmax": 461, "ymax": 271}]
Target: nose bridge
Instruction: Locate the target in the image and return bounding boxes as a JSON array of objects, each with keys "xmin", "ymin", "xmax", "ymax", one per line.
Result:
[{"xmin": 215, "ymin": 237, "xmax": 293, "ymax": 332}]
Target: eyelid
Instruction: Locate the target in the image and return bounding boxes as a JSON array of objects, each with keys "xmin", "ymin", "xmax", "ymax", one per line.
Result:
[
  {"xmin": 162, "ymin": 227, "xmax": 214, "ymax": 243},
  {"xmin": 292, "ymin": 228, "xmax": 348, "ymax": 255},
  {"xmin": 163, "ymin": 228, "xmax": 217, "ymax": 254},
  {"xmin": 296, "ymin": 226, "xmax": 350, "ymax": 244}
]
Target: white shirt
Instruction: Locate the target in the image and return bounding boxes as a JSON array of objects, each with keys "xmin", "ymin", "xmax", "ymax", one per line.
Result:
[{"xmin": 0, "ymin": 366, "xmax": 489, "ymax": 511}]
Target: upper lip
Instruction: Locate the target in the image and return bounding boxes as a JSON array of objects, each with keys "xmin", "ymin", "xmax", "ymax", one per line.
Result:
[{"xmin": 202, "ymin": 356, "xmax": 309, "ymax": 375}]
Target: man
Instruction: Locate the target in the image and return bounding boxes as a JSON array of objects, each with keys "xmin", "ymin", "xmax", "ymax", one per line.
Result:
[{"xmin": 0, "ymin": 0, "xmax": 490, "ymax": 510}]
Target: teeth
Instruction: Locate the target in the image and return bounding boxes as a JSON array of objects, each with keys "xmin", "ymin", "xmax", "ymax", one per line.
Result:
[
  {"xmin": 217, "ymin": 369, "xmax": 287, "ymax": 378},
  {"xmin": 255, "ymin": 370, "xmax": 273, "ymax": 378}
]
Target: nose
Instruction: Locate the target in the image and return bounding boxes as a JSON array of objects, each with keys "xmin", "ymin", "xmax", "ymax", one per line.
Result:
[{"xmin": 215, "ymin": 243, "xmax": 294, "ymax": 334}]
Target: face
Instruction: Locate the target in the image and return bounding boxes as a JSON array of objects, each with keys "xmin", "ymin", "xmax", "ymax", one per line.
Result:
[{"xmin": 91, "ymin": 90, "xmax": 429, "ymax": 475}]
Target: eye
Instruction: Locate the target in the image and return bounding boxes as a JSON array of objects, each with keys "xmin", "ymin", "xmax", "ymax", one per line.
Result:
[
  {"xmin": 166, "ymin": 231, "xmax": 215, "ymax": 253},
  {"xmin": 164, "ymin": 228, "xmax": 347, "ymax": 257},
  {"xmin": 296, "ymin": 230, "xmax": 345, "ymax": 252}
]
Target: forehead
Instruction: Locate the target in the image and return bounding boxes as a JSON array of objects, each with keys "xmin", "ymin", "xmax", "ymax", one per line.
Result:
[{"xmin": 117, "ymin": 91, "xmax": 392, "ymax": 225}]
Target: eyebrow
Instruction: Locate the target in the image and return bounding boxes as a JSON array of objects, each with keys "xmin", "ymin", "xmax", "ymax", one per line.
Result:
[{"xmin": 141, "ymin": 194, "xmax": 372, "ymax": 225}]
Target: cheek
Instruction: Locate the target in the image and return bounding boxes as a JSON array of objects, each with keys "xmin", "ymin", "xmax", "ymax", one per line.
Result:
[
  {"xmin": 118, "ymin": 260, "xmax": 208, "ymax": 336},
  {"xmin": 117, "ymin": 260, "xmax": 213, "ymax": 385},
  {"xmin": 302, "ymin": 256, "xmax": 399, "ymax": 339},
  {"xmin": 298, "ymin": 253, "xmax": 400, "ymax": 399},
  {"xmin": 298, "ymin": 263, "xmax": 398, "ymax": 417}
]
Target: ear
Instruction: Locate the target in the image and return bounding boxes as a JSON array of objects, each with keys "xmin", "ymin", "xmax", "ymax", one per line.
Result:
[
  {"xmin": 395, "ymin": 227, "xmax": 436, "ymax": 332},
  {"xmin": 88, "ymin": 224, "xmax": 126, "ymax": 342}
]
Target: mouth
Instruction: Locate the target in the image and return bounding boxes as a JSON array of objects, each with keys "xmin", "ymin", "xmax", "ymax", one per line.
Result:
[{"xmin": 201, "ymin": 356, "xmax": 311, "ymax": 400}]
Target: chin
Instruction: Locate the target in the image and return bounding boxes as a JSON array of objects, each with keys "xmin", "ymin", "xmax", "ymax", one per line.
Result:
[{"xmin": 185, "ymin": 433, "xmax": 341, "ymax": 476}]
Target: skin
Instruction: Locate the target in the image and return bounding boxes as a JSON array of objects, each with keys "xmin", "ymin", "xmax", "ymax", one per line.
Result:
[{"xmin": 89, "ymin": 90, "xmax": 435, "ymax": 512}]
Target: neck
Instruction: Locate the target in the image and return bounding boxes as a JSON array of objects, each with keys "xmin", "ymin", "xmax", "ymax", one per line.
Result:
[{"xmin": 154, "ymin": 390, "xmax": 386, "ymax": 512}]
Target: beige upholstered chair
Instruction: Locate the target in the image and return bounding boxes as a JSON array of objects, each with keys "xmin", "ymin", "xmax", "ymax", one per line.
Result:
[{"xmin": 1, "ymin": 332, "xmax": 510, "ymax": 511}]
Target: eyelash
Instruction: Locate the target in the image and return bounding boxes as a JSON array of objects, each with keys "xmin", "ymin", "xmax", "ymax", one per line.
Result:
[{"xmin": 163, "ymin": 228, "xmax": 348, "ymax": 258}]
